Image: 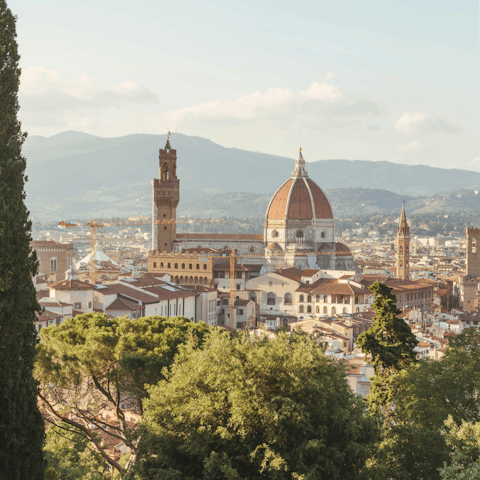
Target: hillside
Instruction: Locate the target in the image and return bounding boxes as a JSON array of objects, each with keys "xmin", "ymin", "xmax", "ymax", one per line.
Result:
[{"xmin": 23, "ymin": 131, "xmax": 479, "ymax": 221}]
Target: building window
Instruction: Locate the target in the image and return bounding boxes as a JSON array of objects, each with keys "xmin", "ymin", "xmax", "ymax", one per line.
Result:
[
  {"xmin": 323, "ymin": 306, "xmax": 327, "ymax": 314},
  {"xmin": 250, "ymin": 292, "xmax": 257, "ymax": 302},
  {"xmin": 74, "ymin": 302, "xmax": 81, "ymax": 309},
  {"xmin": 88, "ymin": 302, "xmax": 92, "ymax": 309},
  {"xmin": 238, "ymin": 309, "xmax": 244, "ymax": 315},
  {"xmin": 355, "ymin": 296, "xmax": 359, "ymax": 304},
  {"xmin": 284, "ymin": 293, "xmax": 292, "ymax": 305},
  {"xmin": 160, "ymin": 262, "xmax": 164, "ymax": 267},
  {"xmin": 267, "ymin": 293, "xmax": 275, "ymax": 305},
  {"xmin": 473, "ymin": 237, "xmax": 477, "ymax": 254},
  {"xmin": 332, "ymin": 307, "xmax": 336, "ymax": 315},
  {"xmin": 174, "ymin": 263, "xmax": 178, "ymax": 269},
  {"xmin": 236, "ymin": 284, "xmax": 240, "ymax": 290},
  {"xmin": 272, "ymin": 230, "xmax": 279, "ymax": 238},
  {"xmin": 203, "ymin": 264, "xmax": 207, "ymax": 270},
  {"xmin": 167, "ymin": 263, "xmax": 171, "ymax": 268},
  {"xmin": 299, "ymin": 305, "xmax": 304, "ymax": 313},
  {"xmin": 153, "ymin": 262, "xmax": 157, "ymax": 268},
  {"xmin": 50, "ymin": 257, "xmax": 57, "ymax": 272},
  {"xmin": 235, "ymin": 271, "xmax": 242, "ymax": 279},
  {"xmin": 343, "ymin": 307, "xmax": 347, "ymax": 313},
  {"xmin": 307, "ymin": 305, "xmax": 312, "ymax": 313},
  {"xmin": 189, "ymin": 264, "xmax": 193, "ymax": 269},
  {"xmin": 324, "ymin": 295, "xmax": 328, "ymax": 303},
  {"xmin": 299, "ymin": 294, "xmax": 304, "ymax": 302},
  {"xmin": 196, "ymin": 264, "xmax": 200, "ymax": 270},
  {"xmin": 321, "ymin": 231, "xmax": 326, "ymax": 238},
  {"xmin": 307, "ymin": 295, "xmax": 312, "ymax": 303},
  {"xmin": 296, "ymin": 230, "xmax": 304, "ymax": 239},
  {"xmin": 316, "ymin": 306, "xmax": 320, "ymax": 313}
]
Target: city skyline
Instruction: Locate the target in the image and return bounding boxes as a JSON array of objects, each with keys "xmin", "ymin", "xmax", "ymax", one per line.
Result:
[{"xmin": 14, "ymin": 0, "xmax": 479, "ymax": 172}]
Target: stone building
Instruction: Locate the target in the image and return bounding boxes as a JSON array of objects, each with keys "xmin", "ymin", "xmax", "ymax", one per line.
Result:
[
  {"xmin": 148, "ymin": 141, "xmax": 355, "ymax": 281},
  {"xmin": 458, "ymin": 227, "xmax": 480, "ymax": 311},
  {"xmin": 31, "ymin": 240, "xmax": 74, "ymax": 282}
]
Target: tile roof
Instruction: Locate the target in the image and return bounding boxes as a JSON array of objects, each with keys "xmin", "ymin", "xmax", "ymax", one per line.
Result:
[
  {"xmin": 120, "ymin": 277, "xmax": 167, "ymax": 288},
  {"xmin": 274, "ymin": 268, "xmax": 303, "ymax": 283},
  {"xmin": 48, "ymin": 279, "xmax": 94, "ymax": 291},
  {"xmin": 35, "ymin": 310, "xmax": 62, "ymax": 322},
  {"xmin": 95, "ymin": 283, "xmax": 159, "ymax": 304},
  {"xmin": 303, "ymin": 269, "xmax": 320, "ymax": 277},
  {"xmin": 106, "ymin": 297, "xmax": 143, "ymax": 312}
]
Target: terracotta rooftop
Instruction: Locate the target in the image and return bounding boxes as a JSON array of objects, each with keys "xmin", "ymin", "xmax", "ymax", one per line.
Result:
[
  {"xmin": 274, "ymin": 267, "xmax": 303, "ymax": 283},
  {"xmin": 95, "ymin": 283, "xmax": 159, "ymax": 304},
  {"xmin": 266, "ymin": 177, "xmax": 333, "ymax": 221},
  {"xmin": 48, "ymin": 279, "xmax": 94, "ymax": 291},
  {"xmin": 106, "ymin": 297, "xmax": 143, "ymax": 312},
  {"xmin": 144, "ymin": 286, "xmax": 198, "ymax": 301}
]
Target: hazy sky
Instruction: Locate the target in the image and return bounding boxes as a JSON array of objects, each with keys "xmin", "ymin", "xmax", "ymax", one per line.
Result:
[{"xmin": 12, "ymin": 0, "xmax": 479, "ymax": 171}]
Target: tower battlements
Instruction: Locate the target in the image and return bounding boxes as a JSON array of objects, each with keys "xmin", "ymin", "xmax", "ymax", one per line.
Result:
[
  {"xmin": 159, "ymin": 148, "xmax": 176, "ymax": 158},
  {"xmin": 467, "ymin": 227, "xmax": 480, "ymax": 235}
]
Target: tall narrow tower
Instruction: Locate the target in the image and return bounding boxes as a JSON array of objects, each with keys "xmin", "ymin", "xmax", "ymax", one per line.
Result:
[
  {"xmin": 152, "ymin": 133, "xmax": 179, "ymax": 251},
  {"xmin": 396, "ymin": 203, "xmax": 410, "ymax": 280},
  {"xmin": 466, "ymin": 227, "xmax": 480, "ymax": 277}
]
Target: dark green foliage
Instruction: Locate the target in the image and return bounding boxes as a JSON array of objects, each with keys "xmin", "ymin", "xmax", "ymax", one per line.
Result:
[
  {"xmin": 137, "ymin": 330, "xmax": 378, "ymax": 479},
  {"xmin": 0, "ymin": 1, "xmax": 45, "ymax": 478},
  {"xmin": 36, "ymin": 313, "xmax": 211, "ymax": 477},
  {"xmin": 356, "ymin": 281, "xmax": 418, "ymax": 414},
  {"xmin": 366, "ymin": 324, "xmax": 480, "ymax": 479}
]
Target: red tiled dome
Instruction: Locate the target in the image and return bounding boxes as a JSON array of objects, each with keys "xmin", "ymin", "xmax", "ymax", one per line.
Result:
[{"xmin": 266, "ymin": 177, "xmax": 333, "ymax": 221}]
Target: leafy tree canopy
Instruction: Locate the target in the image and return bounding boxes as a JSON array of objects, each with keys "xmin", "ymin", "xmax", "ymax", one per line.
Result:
[
  {"xmin": 35, "ymin": 313, "xmax": 211, "ymax": 477},
  {"xmin": 138, "ymin": 330, "xmax": 378, "ymax": 480}
]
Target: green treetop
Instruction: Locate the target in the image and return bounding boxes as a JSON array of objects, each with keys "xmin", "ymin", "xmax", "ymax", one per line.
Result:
[
  {"xmin": 0, "ymin": 1, "xmax": 45, "ymax": 478},
  {"xmin": 138, "ymin": 330, "xmax": 378, "ymax": 480},
  {"xmin": 35, "ymin": 313, "xmax": 211, "ymax": 478}
]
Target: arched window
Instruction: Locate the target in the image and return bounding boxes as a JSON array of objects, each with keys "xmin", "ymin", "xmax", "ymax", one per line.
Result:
[
  {"xmin": 180, "ymin": 276, "xmax": 184, "ymax": 284},
  {"xmin": 160, "ymin": 262, "xmax": 164, "ymax": 267},
  {"xmin": 307, "ymin": 295, "xmax": 312, "ymax": 303},
  {"xmin": 196, "ymin": 264, "xmax": 200, "ymax": 270},
  {"xmin": 323, "ymin": 306, "xmax": 327, "ymax": 314},
  {"xmin": 296, "ymin": 230, "xmax": 304, "ymax": 239},
  {"xmin": 189, "ymin": 264, "xmax": 193, "ymax": 269},
  {"xmin": 272, "ymin": 230, "xmax": 279, "ymax": 238},
  {"xmin": 316, "ymin": 306, "xmax": 320, "ymax": 313},
  {"xmin": 163, "ymin": 163, "xmax": 169, "ymax": 181},
  {"xmin": 174, "ymin": 263, "xmax": 178, "ymax": 269},
  {"xmin": 299, "ymin": 294, "xmax": 304, "ymax": 302},
  {"xmin": 284, "ymin": 293, "xmax": 292, "ymax": 305},
  {"xmin": 167, "ymin": 263, "xmax": 171, "ymax": 268},
  {"xmin": 316, "ymin": 295, "xmax": 321, "ymax": 302},
  {"xmin": 473, "ymin": 237, "xmax": 478, "ymax": 254},
  {"xmin": 50, "ymin": 257, "xmax": 57, "ymax": 272},
  {"xmin": 174, "ymin": 276, "xmax": 179, "ymax": 284},
  {"xmin": 204, "ymin": 277, "xmax": 208, "ymax": 284},
  {"xmin": 153, "ymin": 262, "xmax": 157, "ymax": 268},
  {"xmin": 182, "ymin": 263, "xmax": 185, "ymax": 269},
  {"xmin": 355, "ymin": 296, "xmax": 359, "ymax": 304},
  {"xmin": 332, "ymin": 307, "xmax": 336, "ymax": 315},
  {"xmin": 321, "ymin": 231, "xmax": 326, "ymax": 238},
  {"xmin": 356, "ymin": 307, "xmax": 360, "ymax": 313},
  {"xmin": 399, "ymin": 245, "xmax": 403, "ymax": 255},
  {"xmin": 203, "ymin": 264, "xmax": 207, "ymax": 270},
  {"xmin": 307, "ymin": 305, "xmax": 312, "ymax": 313},
  {"xmin": 343, "ymin": 307, "xmax": 347, "ymax": 313},
  {"xmin": 299, "ymin": 305, "xmax": 304, "ymax": 313},
  {"xmin": 250, "ymin": 292, "xmax": 257, "ymax": 302},
  {"xmin": 323, "ymin": 295, "xmax": 328, "ymax": 303},
  {"xmin": 267, "ymin": 292, "xmax": 276, "ymax": 305}
]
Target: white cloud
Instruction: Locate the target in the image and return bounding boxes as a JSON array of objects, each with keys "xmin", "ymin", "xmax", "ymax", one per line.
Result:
[
  {"xmin": 397, "ymin": 140, "xmax": 431, "ymax": 153},
  {"xmin": 395, "ymin": 112, "xmax": 461, "ymax": 134},
  {"xmin": 467, "ymin": 155, "xmax": 479, "ymax": 167},
  {"xmin": 19, "ymin": 66, "xmax": 159, "ymax": 122},
  {"xmin": 153, "ymin": 82, "xmax": 381, "ymax": 134}
]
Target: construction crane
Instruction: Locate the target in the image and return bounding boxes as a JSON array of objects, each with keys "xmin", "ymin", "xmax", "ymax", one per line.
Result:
[{"xmin": 58, "ymin": 218, "xmax": 228, "ymax": 285}]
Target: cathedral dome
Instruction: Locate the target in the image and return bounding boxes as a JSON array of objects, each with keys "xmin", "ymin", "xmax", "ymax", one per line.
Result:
[{"xmin": 266, "ymin": 149, "xmax": 333, "ymax": 221}]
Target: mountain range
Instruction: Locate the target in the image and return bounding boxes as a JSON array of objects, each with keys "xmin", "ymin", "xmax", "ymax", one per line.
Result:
[{"xmin": 23, "ymin": 131, "xmax": 479, "ymax": 222}]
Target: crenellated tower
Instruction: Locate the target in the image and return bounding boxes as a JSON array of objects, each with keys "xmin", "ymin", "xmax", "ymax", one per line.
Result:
[
  {"xmin": 152, "ymin": 134, "xmax": 180, "ymax": 251},
  {"xmin": 396, "ymin": 203, "xmax": 410, "ymax": 280},
  {"xmin": 466, "ymin": 227, "xmax": 480, "ymax": 278}
]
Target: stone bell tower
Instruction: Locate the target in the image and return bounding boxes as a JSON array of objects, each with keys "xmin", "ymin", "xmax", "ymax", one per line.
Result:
[
  {"xmin": 396, "ymin": 203, "xmax": 410, "ymax": 281},
  {"xmin": 466, "ymin": 227, "xmax": 480, "ymax": 278},
  {"xmin": 152, "ymin": 133, "xmax": 179, "ymax": 252}
]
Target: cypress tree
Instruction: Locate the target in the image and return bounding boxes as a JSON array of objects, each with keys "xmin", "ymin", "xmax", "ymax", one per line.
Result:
[
  {"xmin": 356, "ymin": 281, "xmax": 418, "ymax": 414},
  {"xmin": 0, "ymin": 2, "xmax": 45, "ymax": 478}
]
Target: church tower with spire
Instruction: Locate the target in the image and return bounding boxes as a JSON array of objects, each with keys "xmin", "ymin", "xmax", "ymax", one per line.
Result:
[
  {"xmin": 396, "ymin": 203, "xmax": 410, "ymax": 281},
  {"xmin": 152, "ymin": 132, "xmax": 179, "ymax": 252}
]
